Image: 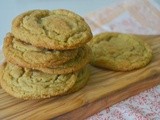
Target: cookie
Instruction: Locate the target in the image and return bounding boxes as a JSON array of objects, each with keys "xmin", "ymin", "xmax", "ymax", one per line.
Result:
[
  {"xmin": 38, "ymin": 45, "xmax": 91, "ymax": 74},
  {"xmin": 89, "ymin": 32, "xmax": 153, "ymax": 71},
  {"xmin": 0, "ymin": 62, "xmax": 87, "ymax": 99},
  {"xmin": 12, "ymin": 9, "xmax": 92, "ymax": 50},
  {"xmin": 3, "ymin": 33, "xmax": 78, "ymax": 68}
]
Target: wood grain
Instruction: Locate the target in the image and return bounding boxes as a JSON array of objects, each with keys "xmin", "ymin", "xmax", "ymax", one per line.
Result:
[{"xmin": 0, "ymin": 35, "xmax": 160, "ymax": 120}]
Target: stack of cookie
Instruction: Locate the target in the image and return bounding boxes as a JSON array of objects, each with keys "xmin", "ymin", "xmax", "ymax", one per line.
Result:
[{"xmin": 0, "ymin": 9, "xmax": 92, "ymax": 99}]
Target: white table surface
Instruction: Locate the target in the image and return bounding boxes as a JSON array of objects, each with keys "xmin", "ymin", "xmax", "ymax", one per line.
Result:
[{"xmin": 0, "ymin": 0, "xmax": 119, "ymax": 45}]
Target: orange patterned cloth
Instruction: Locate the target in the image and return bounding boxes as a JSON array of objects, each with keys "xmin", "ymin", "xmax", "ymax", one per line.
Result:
[
  {"xmin": 85, "ymin": 0, "xmax": 160, "ymax": 119},
  {"xmin": 85, "ymin": 0, "xmax": 160, "ymax": 35}
]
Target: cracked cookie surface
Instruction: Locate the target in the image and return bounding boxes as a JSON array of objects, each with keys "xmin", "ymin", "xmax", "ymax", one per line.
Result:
[
  {"xmin": 88, "ymin": 32, "xmax": 153, "ymax": 71},
  {"xmin": 12, "ymin": 9, "xmax": 92, "ymax": 50},
  {"xmin": 0, "ymin": 62, "xmax": 88, "ymax": 99},
  {"xmin": 3, "ymin": 33, "xmax": 78, "ymax": 68},
  {"xmin": 38, "ymin": 45, "xmax": 91, "ymax": 74}
]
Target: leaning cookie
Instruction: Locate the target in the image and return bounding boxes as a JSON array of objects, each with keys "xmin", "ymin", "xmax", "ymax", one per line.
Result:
[
  {"xmin": 38, "ymin": 45, "xmax": 91, "ymax": 74},
  {"xmin": 0, "ymin": 62, "xmax": 86, "ymax": 99},
  {"xmin": 12, "ymin": 9, "xmax": 92, "ymax": 50},
  {"xmin": 3, "ymin": 33, "xmax": 78, "ymax": 68},
  {"xmin": 88, "ymin": 32, "xmax": 153, "ymax": 71}
]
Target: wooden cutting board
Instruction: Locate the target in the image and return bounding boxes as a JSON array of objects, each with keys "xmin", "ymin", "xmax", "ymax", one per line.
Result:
[{"xmin": 0, "ymin": 35, "xmax": 160, "ymax": 120}]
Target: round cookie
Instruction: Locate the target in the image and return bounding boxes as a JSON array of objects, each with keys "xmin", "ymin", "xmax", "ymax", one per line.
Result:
[
  {"xmin": 12, "ymin": 9, "xmax": 92, "ymax": 50},
  {"xmin": 3, "ymin": 33, "xmax": 78, "ymax": 68},
  {"xmin": 38, "ymin": 45, "xmax": 91, "ymax": 74},
  {"xmin": 0, "ymin": 62, "xmax": 86, "ymax": 99},
  {"xmin": 89, "ymin": 32, "xmax": 153, "ymax": 71}
]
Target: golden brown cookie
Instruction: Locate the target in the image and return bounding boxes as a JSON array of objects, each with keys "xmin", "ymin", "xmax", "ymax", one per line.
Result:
[
  {"xmin": 3, "ymin": 33, "xmax": 78, "ymax": 68},
  {"xmin": 12, "ymin": 9, "xmax": 92, "ymax": 50},
  {"xmin": 38, "ymin": 45, "xmax": 91, "ymax": 74},
  {"xmin": 88, "ymin": 32, "xmax": 153, "ymax": 71},
  {"xmin": 0, "ymin": 62, "xmax": 87, "ymax": 99}
]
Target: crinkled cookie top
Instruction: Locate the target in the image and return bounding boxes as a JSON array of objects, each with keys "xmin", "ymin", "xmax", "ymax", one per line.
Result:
[
  {"xmin": 89, "ymin": 32, "xmax": 152, "ymax": 71},
  {"xmin": 12, "ymin": 9, "xmax": 93, "ymax": 50}
]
